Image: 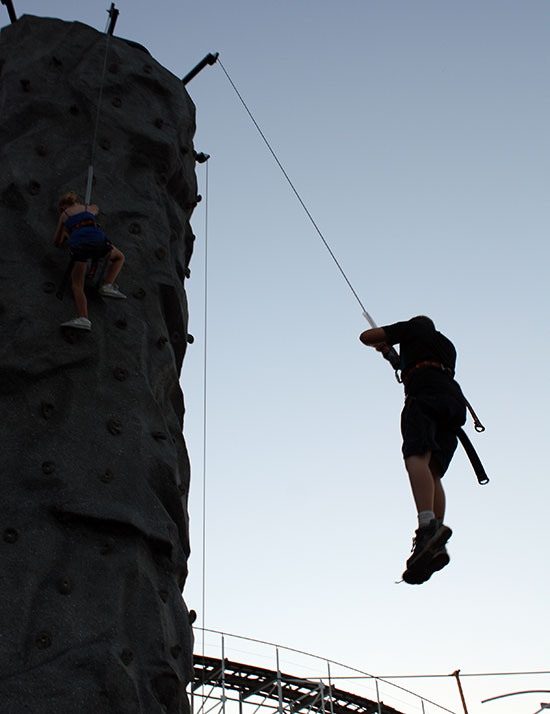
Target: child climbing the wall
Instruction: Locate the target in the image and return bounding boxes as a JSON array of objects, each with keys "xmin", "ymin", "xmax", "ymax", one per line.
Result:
[
  {"xmin": 53, "ymin": 191, "xmax": 126, "ymax": 330},
  {"xmin": 360, "ymin": 316, "xmax": 467, "ymax": 585}
]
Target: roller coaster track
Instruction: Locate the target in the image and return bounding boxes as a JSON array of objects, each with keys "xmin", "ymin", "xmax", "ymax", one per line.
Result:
[{"xmin": 192, "ymin": 655, "xmax": 404, "ymax": 714}]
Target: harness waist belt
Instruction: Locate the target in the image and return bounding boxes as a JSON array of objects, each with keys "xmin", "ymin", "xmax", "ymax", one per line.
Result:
[
  {"xmin": 402, "ymin": 360, "xmax": 453, "ymax": 384},
  {"xmin": 68, "ymin": 219, "xmax": 96, "ymax": 234}
]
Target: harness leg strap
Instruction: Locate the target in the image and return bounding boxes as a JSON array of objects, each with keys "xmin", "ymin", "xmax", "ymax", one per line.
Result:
[{"xmin": 457, "ymin": 427, "xmax": 489, "ymax": 485}]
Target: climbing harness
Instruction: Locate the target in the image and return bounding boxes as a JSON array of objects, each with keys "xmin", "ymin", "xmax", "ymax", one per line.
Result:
[
  {"xmin": 402, "ymin": 360, "xmax": 486, "ymax": 432},
  {"xmin": 401, "ymin": 360, "xmax": 488, "ymax": 483}
]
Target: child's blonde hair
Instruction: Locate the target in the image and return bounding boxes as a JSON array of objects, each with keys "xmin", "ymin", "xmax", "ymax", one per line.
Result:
[{"xmin": 59, "ymin": 190, "xmax": 81, "ymax": 209}]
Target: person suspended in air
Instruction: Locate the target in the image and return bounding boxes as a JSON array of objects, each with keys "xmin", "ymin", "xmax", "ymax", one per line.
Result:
[
  {"xmin": 53, "ymin": 191, "xmax": 126, "ymax": 330},
  {"xmin": 360, "ymin": 316, "xmax": 467, "ymax": 585}
]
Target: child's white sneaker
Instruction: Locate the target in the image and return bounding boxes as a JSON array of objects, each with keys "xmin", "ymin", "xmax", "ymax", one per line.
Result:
[
  {"xmin": 61, "ymin": 316, "xmax": 92, "ymax": 330},
  {"xmin": 99, "ymin": 283, "xmax": 126, "ymax": 299}
]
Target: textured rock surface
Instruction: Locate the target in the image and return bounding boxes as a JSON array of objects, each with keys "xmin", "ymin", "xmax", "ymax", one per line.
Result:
[{"xmin": 0, "ymin": 15, "xmax": 197, "ymax": 713}]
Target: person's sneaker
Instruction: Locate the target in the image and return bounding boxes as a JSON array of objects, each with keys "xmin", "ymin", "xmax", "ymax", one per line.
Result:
[
  {"xmin": 99, "ymin": 283, "xmax": 126, "ymax": 299},
  {"xmin": 61, "ymin": 316, "xmax": 91, "ymax": 330},
  {"xmin": 402, "ymin": 519, "xmax": 452, "ymax": 585},
  {"xmin": 430, "ymin": 545, "xmax": 450, "ymax": 574}
]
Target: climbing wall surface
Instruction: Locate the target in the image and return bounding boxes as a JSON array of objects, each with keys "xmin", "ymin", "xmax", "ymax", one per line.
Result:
[{"xmin": 0, "ymin": 15, "xmax": 198, "ymax": 713}]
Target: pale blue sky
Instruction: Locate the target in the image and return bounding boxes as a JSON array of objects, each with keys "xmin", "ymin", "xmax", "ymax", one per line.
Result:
[{"xmin": 9, "ymin": 2, "xmax": 550, "ymax": 713}]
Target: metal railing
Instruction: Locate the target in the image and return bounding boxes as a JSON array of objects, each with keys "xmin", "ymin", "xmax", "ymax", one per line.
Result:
[{"xmin": 189, "ymin": 629, "xmax": 458, "ymax": 714}]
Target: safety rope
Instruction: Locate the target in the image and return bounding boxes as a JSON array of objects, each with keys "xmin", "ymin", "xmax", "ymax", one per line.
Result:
[
  {"xmin": 217, "ymin": 59, "xmax": 404, "ymax": 377},
  {"xmin": 200, "ymin": 158, "xmax": 210, "ymax": 661},
  {"xmin": 84, "ymin": 11, "xmax": 114, "ymax": 205},
  {"xmin": 217, "ymin": 59, "xmax": 369, "ymax": 317}
]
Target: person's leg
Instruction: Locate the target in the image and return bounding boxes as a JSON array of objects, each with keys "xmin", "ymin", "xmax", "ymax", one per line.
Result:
[
  {"xmin": 404, "ymin": 452, "xmax": 434, "ymax": 514},
  {"xmin": 71, "ymin": 261, "xmax": 88, "ymax": 318},
  {"xmin": 104, "ymin": 246, "xmax": 124, "ymax": 285},
  {"xmin": 429, "ymin": 457, "xmax": 445, "ymax": 520}
]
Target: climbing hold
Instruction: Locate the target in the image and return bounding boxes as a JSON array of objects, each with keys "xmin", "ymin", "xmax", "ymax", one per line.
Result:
[
  {"xmin": 40, "ymin": 401, "xmax": 54, "ymax": 419},
  {"xmin": 152, "ymin": 431, "xmax": 167, "ymax": 440},
  {"xmin": 28, "ymin": 181, "xmax": 40, "ymax": 195},
  {"xmin": 196, "ymin": 195, "xmax": 202, "ymax": 203},
  {"xmin": 194, "ymin": 152, "xmax": 210, "ymax": 164},
  {"xmin": 115, "ymin": 317, "xmax": 128, "ymax": 330},
  {"xmin": 159, "ymin": 590, "xmax": 169, "ymax": 603},
  {"xmin": 36, "ymin": 632, "xmax": 52, "ymax": 649},
  {"xmin": 113, "ymin": 367, "xmax": 127, "ymax": 382},
  {"xmin": 120, "ymin": 649, "xmax": 134, "ymax": 665},
  {"xmin": 188, "ymin": 610, "xmax": 197, "ymax": 624},
  {"xmin": 57, "ymin": 577, "xmax": 73, "ymax": 595},
  {"xmin": 42, "ymin": 281, "xmax": 56, "ymax": 294},
  {"xmin": 100, "ymin": 469, "xmax": 115, "ymax": 484},
  {"xmin": 143, "ymin": 64, "xmax": 153, "ymax": 74},
  {"xmin": 129, "ymin": 222, "xmax": 141, "ymax": 235},
  {"xmin": 100, "ymin": 138, "xmax": 111, "ymax": 151},
  {"xmin": 107, "ymin": 418, "xmax": 123, "ymax": 435},
  {"xmin": 157, "ymin": 336, "xmax": 168, "ymax": 349},
  {"xmin": 61, "ymin": 328, "xmax": 79, "ymax": 345},
  {"xmin": 42, "ymin": 461, "xmax": 56, "ymax": 475},
  {"xmin": 186, "ymin": 334, "xmax": 194, "ymax": 344},
  {"xmin": 111, "ymin": 96, "xmax": 122, "ymax": 108},
  {"xmin": 20, "ymin": 79, "xmax": 31, "ymax": 92},
  {"xmin": 132, "ymin": 288, "xmax": 146, "ymax": 300},
  {"xmin": 155, "ymin": 247, "xmax": 165, "ymax": 260},
  {"xmin": 3, "ymin": 528, "xmax": 19, "ymax": 544},
  {"xmin": 69, "ymin": 104, "xmax": 79, "ymax": 115},
  {"xmin": 154, "ymin": 118, "xmax": 164, "ymax": 129},
  {"xmin": 35, "ymin": 144, "xmax": 48, "ymax": 156},
  {"xmin": 100, "ymin": 540, "xmax": 114, "ymax": 555},
  {"xmin": 170, "ymin": 645, "xmax": 182, "ymax": 659}
]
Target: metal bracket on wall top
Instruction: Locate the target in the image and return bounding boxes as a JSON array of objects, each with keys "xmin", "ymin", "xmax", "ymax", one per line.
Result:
[{"xmin": 1, "ymin": 0, "xmax": 17, "ymax": 24}]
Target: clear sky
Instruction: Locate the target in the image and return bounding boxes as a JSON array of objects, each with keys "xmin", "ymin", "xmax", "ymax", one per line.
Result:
[{"xmin": 9, "ymin": 2, "xmax": 550, "ymax": 713}]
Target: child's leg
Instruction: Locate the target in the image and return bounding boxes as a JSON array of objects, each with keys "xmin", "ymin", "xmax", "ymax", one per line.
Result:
[
  {"xmin": 104, "ymin": 246, "xmax": 125, "ymax": 285},
  {"xmin": 71, "ymin": 261, "xmax": 88, "ymax": 317},
  {"xmin": 405, "ymin": 452, "xmax": 434, "ymax": 514}
]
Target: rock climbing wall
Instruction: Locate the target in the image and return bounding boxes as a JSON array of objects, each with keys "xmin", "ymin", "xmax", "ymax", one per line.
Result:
[{"xmin": 0, "ymin": 14, "xmax": 199, "ymax": 713}]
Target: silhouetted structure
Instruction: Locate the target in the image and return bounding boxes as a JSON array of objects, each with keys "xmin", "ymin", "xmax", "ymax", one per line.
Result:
[{"xmin": 0, "ymin": 14, "xmax": 198, "ymax": 712}]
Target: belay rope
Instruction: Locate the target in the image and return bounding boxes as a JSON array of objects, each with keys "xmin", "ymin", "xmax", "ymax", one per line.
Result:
[
  {"xmin": 57, "ymin": 6, "xmax": 116, "ymax": 300},
  {"xmin": 84, "ymin": 10, "xmax": 114, "ymax": 205}
]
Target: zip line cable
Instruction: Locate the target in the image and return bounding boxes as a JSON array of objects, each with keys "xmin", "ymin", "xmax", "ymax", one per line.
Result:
[{"xmin": 216, "ymin": 59, "xmax": 369, "ymax": 318}]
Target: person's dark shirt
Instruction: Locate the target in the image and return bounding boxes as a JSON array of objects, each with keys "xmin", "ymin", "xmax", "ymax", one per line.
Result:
[{"xmin": 381, "ymin": 318, "xmax": 463, "ymax": 398}]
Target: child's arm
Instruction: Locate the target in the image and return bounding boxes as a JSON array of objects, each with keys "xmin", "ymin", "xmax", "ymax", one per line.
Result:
[{"xmin": 53, "ymin": 215, "xmax": 68, "ymax": 246}]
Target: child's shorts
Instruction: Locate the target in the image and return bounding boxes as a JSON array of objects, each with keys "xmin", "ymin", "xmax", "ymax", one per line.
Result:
[
  {"xmin": 401, "ymin": 393, "xmax": 466, "ymax": 476},
  {"xmin": 70, "ymin": 240, "xmax": 112, "ymax": 262}
]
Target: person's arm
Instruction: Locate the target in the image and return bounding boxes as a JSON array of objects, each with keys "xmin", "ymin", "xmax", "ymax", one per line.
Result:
[
  {"xmin": 53, "ymin": 214, "xmax": 68, "ymax": 246},
  {"xmin": 359, "ymin": 327, "xmax": 388, "ymax": 346}
]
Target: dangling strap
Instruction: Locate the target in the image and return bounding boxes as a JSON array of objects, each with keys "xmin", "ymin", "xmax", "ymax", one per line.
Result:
[
  {"xmin": 457, "ymin": 428, "xmax": 489, "ymax": 484},
  {"xmin": 464, "ymin": 397, "xmax": 485, "ymax": 432}
]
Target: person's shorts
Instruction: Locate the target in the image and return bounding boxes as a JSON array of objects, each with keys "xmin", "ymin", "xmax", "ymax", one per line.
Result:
[
  {"xmin": 70, "ymin": 240, "xmax": 112, "ymax": 263},
  {"xmin": 401, "ymin": 392, "xmax": 466, "ymax": 476}
]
